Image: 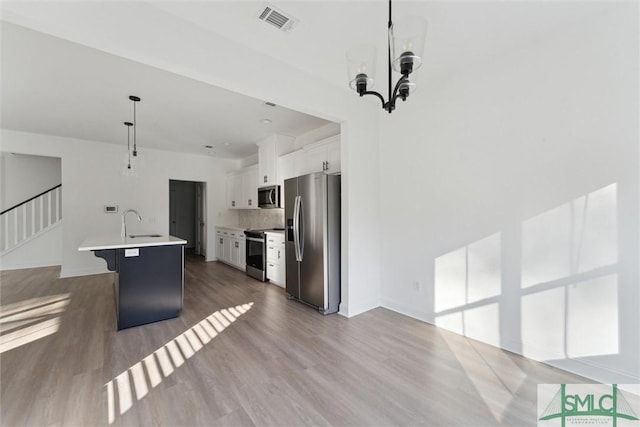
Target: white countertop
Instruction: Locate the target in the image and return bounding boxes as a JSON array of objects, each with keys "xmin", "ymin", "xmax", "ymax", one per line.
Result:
[
  {"xmin": 78, "ymin": 234, "xmax": 187, "ymax": 251},
  {"xmin": 264, "ymin": 230, "xmax": 285, "ymax": 235}
]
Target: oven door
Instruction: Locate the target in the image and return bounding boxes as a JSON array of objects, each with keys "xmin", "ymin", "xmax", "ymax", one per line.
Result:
[{"xmin": 246, "ymin": 236, "xmax": 266, "ymax": 280}]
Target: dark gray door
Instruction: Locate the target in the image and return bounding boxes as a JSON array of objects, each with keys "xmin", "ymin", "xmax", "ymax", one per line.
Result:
[
  {"xmin": 169, "ymin": 180, "xmax": 196, "ymax": 249},
  {"xmin": 298, "ymin": 173, "xmax": 326, "ymax": 309},
  {"xmin": 195, "ymin": 182, "xmax": 204, "ymax": 256},
  {"xmin": 285, "ymin": 177, "xmax": 300, "ymax": 298},
  {"xmin": 169, "ymin": 189, "xmax": 177, "ymax": 236}
]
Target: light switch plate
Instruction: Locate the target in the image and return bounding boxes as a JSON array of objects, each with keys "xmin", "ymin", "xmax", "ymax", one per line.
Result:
[{"xmin": 104, "ymin": 205, "xmax": 119, "ymax": 213}]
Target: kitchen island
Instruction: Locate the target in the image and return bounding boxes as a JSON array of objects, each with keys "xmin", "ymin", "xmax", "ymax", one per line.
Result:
[{"xmin": 79, "ymin": 235, "xmax": 187, "ymax": 330}]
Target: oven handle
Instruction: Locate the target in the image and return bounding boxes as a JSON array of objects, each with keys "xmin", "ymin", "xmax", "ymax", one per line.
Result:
[{"xmin": 246, "ymin": 237, "xmax": 264, "ymax": 243}]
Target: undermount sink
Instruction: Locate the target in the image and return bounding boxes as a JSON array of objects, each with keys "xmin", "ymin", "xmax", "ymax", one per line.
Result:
[{"xmin": 129, "ymin": 234, "xmax": 163, "ymax": 238}]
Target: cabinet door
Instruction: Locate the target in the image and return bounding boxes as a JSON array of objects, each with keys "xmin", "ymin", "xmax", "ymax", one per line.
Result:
[
  {"xmin": 224, "ymin": 237, "xmax": 235, "ymax": 264},
  {"xmin": 229, "ymin": 238, "xmax": 240, "ymax": 267},
  {"xmin": 227, "ymin": 174, "xmax": 243, "ymax": 209},
  {"xmin": 243, "ymin": 169, "xmax": 259, "ymax": 209},
  {"xmin": 277, "ymin": 151, "xmax": 300, "ymax": 187},
  {"xmin": 325, "ymin": 140, "xmax": 341, "ymax": 174},
  {"xmin": 258, "ymin": 143, "xmax": 277, "ymax": 186},
  {"xmin": 226, "ymin": 176, "xmax": 235, "ymax": 209},
  {"xmin": 217, "ymin": 236, "xmax": 226, "ymax": 261},
  {"xmin": 238, "ymin": 238, "xmax": 246, "ymax": 269},
  {"xmin": 305, "ymin": 145, "xmax": 327, "ymax": 174}
]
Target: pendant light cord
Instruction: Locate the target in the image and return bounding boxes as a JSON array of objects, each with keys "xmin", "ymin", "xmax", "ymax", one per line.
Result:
[
  {"xmin": 388, "ymin": 0, "xmax": 392, "ymax": 107},
  {"xmin": 133, "ymin": 101, "xmax": 137, "ymax": 157},
  {"xmin": 126, "ymin": 124, "xmax": 131, "ymax": 169}
]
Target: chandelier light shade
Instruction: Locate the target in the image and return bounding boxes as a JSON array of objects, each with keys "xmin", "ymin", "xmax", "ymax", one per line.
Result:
[
  {"xmin": 347, "ymin": 0, "xmax": 427, "ymax": 113},
  {"xmin": 347, "ymin": 45, "xmax": 377, "ymax": 91},
  {"xmin": 390, "ymin": 16, "xmax": 427, "ymax": 75}
]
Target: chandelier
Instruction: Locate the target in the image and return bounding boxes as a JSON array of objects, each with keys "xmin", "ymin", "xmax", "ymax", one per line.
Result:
[{"xmin": 347, "ymin": 0, "xmax": 427, "ymax": 113}]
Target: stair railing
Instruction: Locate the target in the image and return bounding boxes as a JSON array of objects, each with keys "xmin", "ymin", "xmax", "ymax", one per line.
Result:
[{"xmin": 0, "ymin": 184, "xmax": 62, "ymax": 253}]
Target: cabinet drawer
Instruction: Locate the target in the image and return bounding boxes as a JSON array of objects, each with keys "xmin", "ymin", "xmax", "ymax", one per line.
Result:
[
  {"xmin": 266, "ymin": 245, "xmax": 283, "ymax": 263},
  {"xmin": 266, "ymin": 262, "xmax": 284, "ymax": 286},
  {"xmin": 265, "ymin": 234, "xmax": 285, "ymax": 245}
]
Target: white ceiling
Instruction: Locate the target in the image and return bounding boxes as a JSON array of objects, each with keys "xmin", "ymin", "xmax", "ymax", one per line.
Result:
[
  {"xmin": 0, "ymin": 21, "xmax": 331, "ymax": 159},
  {"xmin": 150, "ymin": 1, "xmax": 613, "ymax": 89},
  {"xmin": 1, "ymin": 1, "xmax": 615, "ymax": 158}
]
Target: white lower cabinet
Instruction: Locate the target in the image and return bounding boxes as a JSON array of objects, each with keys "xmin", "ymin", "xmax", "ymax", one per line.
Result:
[
  {"xmin": 216, "ymin": 227, "xmax": 246, "ymax": 271},
  {"xmin": 265, "ymin": 232, "xmax": 285, "ymax": 287}
]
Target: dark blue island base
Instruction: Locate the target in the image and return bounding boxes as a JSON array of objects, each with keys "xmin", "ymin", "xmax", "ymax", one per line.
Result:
[{"xmin": 93, "ymin": 245, "xmax": 184, "ymax": 330}]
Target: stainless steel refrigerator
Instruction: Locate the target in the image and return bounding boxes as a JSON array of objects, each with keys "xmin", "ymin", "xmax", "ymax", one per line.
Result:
[{"xmin": 285, "ymin": 172, "xmax": 341, "ymax": 314}]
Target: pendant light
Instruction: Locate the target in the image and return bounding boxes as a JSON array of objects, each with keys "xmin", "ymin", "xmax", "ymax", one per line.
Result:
[
  {"xmin": 129, "ymin": 95, "xmax": 141, "ymax": 156},
  {"xmin": 346, "ymin": 0, "xmax": 427, "ymax": 113},
  {"xmin": 124, "ymin": 122, "xmax": 133, "ymax": 169}
]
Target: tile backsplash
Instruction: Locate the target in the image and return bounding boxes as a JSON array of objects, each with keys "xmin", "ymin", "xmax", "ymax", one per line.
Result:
[{"xmin": 238, "ymin": 209, "xmax": 284, "ymax": 229}]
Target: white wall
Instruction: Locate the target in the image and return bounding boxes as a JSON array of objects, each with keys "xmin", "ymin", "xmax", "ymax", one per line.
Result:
[
  {"xmin": 379, "ymin": 5, "xmax": 638, "ymax": 383},
  {"xmin": 0, "ymin": 222, "xmax": 62, "ymax": 270},
  {"xmin": 0, "ymin": 129, "xmax": 239, "ymax": 277},
  {"xmin": 1, "ymin": 3, "xmax": 381, "ymax": 317},
  {"xmin": 0, "ymin": 152, "xmax": 61, "ymax": 211}
]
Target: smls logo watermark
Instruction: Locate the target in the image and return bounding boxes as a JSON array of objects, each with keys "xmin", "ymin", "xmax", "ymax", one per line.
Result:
[{"xmin": 538, "ymin": 384, "xmax": 640, "ymax": 427}]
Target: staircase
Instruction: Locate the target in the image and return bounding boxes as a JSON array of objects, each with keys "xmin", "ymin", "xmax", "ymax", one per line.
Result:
[{"xmin": 0, "ymin": 184, "xmax": 62, "ymax": 255}]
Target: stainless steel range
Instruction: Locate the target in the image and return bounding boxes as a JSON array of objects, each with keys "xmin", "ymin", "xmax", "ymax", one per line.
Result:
[
  {"xmin": 244, "ymin": 229, "xmax": 266, "ymax": 281},
  {"xmin": 244, "ymin": 228, "xmax": 284, "ymax": 281}
]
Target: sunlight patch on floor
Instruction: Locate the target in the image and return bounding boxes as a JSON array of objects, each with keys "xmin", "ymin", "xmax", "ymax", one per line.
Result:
[
  {"xmin": 0, "ymin": 293, "xmax": 70, "ymax": 353},
  {"xmin": 439, "ymin": 329, "xmax": 526, "ymax": 423},
  {"xmin": 105, "ymin": 302, "xmax": 253, "ymax": 424}
]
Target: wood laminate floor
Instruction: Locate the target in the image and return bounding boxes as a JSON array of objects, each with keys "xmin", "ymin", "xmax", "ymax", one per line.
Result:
[{"xmin": 1, "ymin": 257, "xmax": 593, "ymax": 426}]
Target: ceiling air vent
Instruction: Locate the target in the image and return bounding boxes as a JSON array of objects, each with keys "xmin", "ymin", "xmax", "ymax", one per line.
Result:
[{"xmin": 257, "ymin": 3, "xmax": 298, "ymax": 32}]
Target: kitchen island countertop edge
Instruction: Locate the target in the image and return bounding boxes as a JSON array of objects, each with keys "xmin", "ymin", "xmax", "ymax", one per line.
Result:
[{"xmin": 78, "ymin": 235, "xmax": 187, "ymax": 251}]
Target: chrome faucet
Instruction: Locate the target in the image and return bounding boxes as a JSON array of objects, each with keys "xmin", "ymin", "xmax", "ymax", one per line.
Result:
[{"xmin": 121, "ymin": 209, "xmax": 142, "ymax": 238}]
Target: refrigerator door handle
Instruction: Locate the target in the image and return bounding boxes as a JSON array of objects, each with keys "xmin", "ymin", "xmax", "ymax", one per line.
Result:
[
  {"xmin": 298, "ymin": 197, "xmax": 304, "ymax": 261},
  {"xmin": 293, "ymin": 195, "xmax": 302, "ymax": 261}
]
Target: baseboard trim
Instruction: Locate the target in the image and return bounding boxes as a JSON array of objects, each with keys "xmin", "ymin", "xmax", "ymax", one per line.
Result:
[
  {"xmin": 345, "ymin": 299, "xmax": 380, "ymax": 318},
  {"xmin": 59, "ymin": 266, "xmax": 110, "ymax": 278},
  {"xmin": 381, "ymin": 297, "xmax": 430, "ymax": 323}
]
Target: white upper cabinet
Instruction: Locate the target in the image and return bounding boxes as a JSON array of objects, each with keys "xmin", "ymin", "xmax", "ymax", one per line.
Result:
[
  {"xmin": 304, "ymin": 135, "xmax": 341, "ymax": 175},
  {"xmin": 258, "ymin": 142, "xmax": 277, "ymax": 186},
  {"xmin": 277, "ymin": 150, "xmax": 304, "ymax": 188},
  {"xmin": 257, "ymin": 135, "xmax": 295, "ymax": 187},
  {"xmin": 325, "ymin": 139, "xmax": 341, "ymax": 174},
  {"xmin": 226, "ymin": 173, "xmax": 242, "ymax": 209},
  {"xmin": 227, "ymin": 165, "xmax": 259, "ymax": 210},
  {"xmin": 243, "ymin": 167, "xmax": 258, "ymax": 209},
  {"xmin": 227, "ymin": 134, "xmax": 340, "ymax": 212}
]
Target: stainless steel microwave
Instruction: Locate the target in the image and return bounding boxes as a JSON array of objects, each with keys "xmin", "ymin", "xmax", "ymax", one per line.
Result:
[{"xmin": 258, "ymin": 185, "xmax": 280, "ymax": 209}]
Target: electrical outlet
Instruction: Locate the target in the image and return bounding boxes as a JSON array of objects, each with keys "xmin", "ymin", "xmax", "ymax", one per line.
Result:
[{"xmin": 413, "ymin": 280, "xmax": 421, "ymax": 291}]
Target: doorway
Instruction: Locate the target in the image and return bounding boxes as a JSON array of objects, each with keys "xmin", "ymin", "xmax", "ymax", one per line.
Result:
[{"xmin": 169, "ymin": 180, "xmax": 206, "ymax": 257}]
